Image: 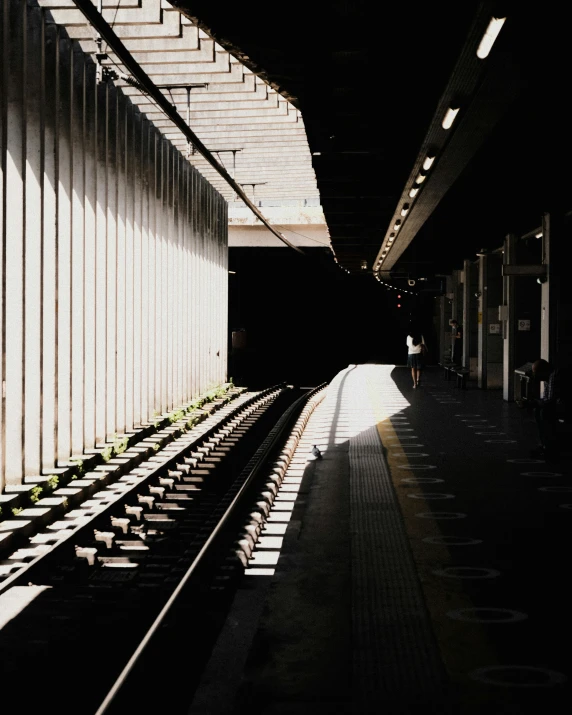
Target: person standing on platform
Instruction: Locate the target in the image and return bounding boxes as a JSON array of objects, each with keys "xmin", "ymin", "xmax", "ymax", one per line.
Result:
[
  {"xmin": 406, "ymin": 324, "xmax": 427, "ymax": 389},
  {"xmin": 450, "ymin": 319, "xmax": 463, "ymax": 365},
  {"xmin": 519, "ymin": 358, "xmax": 564, "ymax": 462}
]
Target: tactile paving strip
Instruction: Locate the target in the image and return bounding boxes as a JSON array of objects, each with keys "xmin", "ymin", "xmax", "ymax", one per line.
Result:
[{"xmin": 336, "ymin": 366, "xmax": 449, "ymax": 710}]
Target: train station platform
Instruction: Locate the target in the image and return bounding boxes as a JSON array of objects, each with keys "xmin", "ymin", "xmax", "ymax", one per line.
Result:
[{"xmin": 188, "ymin": 363, "xmax": 572, "ymax": 715}]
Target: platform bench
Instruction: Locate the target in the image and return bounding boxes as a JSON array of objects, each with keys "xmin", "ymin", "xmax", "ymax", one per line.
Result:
[
  {"xmin": 439, "ymin": 362, "xmax": 458, "ymax": 381},
  {"xmin": 455, "ymin": 368, "xmax": 470, "ymax": 389}
]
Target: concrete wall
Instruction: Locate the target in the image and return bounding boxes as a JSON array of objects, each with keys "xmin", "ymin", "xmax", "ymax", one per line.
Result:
[{"xmin": 0, "ymin": 1, "xmax": 228, "ymax": 489}]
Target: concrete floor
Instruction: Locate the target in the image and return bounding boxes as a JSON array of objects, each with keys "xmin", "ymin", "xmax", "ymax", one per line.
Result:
[{"xmin": 187, "ymin": 364, "xmax": 572, "ymax": 715}]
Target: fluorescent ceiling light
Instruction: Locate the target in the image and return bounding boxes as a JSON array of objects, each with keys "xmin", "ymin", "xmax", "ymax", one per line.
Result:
[
  {"xmin": 393, "ymin": 221, "xmax": 401, "ymax": 231},
  {"xmin": 442, "ymin": 106, "xmax": 460, "ymax": 130},
  {"xmin": 409, "ymin": 186, "xmax": 419, "ymax": 198},
  {"xmin": 400, "ymin": 203, "xmax": 410, "ymax": 216},
  {"xmin": 422, "ymin": 155, "xmax": 435, "ymax": 171},
  {"xmin": 415, "ymin": 172, "xmax": 427, "ymax": 184},
  {"xmin": 476, "ymin": 17, "xmax": 506, "ymax": 59}
]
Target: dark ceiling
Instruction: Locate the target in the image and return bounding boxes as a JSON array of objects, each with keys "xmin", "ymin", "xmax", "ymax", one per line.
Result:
[{"xmin": 170, "ymin": 0, "xmax": 572, "ymax": 288}]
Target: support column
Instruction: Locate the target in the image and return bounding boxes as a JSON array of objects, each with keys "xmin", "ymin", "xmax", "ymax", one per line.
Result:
[
  {"xmin": 477, "ymin": 253, "xmax": 487, "ymax": 389},
  {"xmin": 462, "ymin": 259, "xmax": 479, "ymax": 378},
  {"xmin": 548, "ymin": 210, "xmax": 572, "ymax": 370},
  {"xmin": 451, "ymin": 269, "xmax": 463, "ymax": 330},
  {"xmin": 540, "ymin": 212, "xmax": 557, "ymax": 363},
  {"xmin": 478, "ymin": 250, "xmax": 503, "ymax": 389},
  {"xmin": 438, "ymin": 295, "xmax": 448, "ymax": 363},
  {"xmin": 502, "ymin": 234, "xmax": 517, "ymax": 401}
]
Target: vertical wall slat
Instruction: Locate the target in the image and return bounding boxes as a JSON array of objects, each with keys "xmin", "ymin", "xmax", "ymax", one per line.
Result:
[
  {"xmin": 3, "ymin": 0, "xmax": 26, "ymax": 483},
  {"xmin": 24, "ymin": 5, "xmax": 43, "ymax": 477},
  {"xmin": 166, "ymin": 145, "xmax": 173, "ymax": 410},
  {"xmin": 115, "ymin": 93, "xmax": 126, "ymax": 434},
  {"xmin": 0, "ymin": 2, "xmax": 6, "ymax": 491},
  {"xmin": 41, "ymin": 17, "xmax": 58, "ymax": 473},
  {"xmin": 155, "ymin": 137, "xmax": 163, "ymax": 415},
  {"xmin": 83, "ymin": 57, "xmax": 97, "ymax": 449},
  {"xmin": 94, "ymin": 79, "xmax": 108, "ymax": 445},
  {"xmin": 133, "ymin": 109, "xmax": 142, "ymax": 428},
  {"xmin": 70, "ymin": 45, "xmax": 85, "ymax": 458},
  {"xmin": 182, "ymin": 161, "xmax": 189, "ymax": 402},
  {"xmin": 140, "ymin": 118, "xmax": 149, "ymax": 425},
  {"xmin": 1, "ymin": 4, "xmax": 229, "ymax": 485},
  {"xmin": 124, "ymin": 101, "xmax": 134, "ymax": 432},
  {"xmin": 174, "ymin": 152, "xmax": 181, "ymax": 407},
  {"xmin": 161, "ymin": 141, "xmax": 168, "ymax": 411},
  {"xmin": 148, "ymin": 129, "xmax": 156, "ymax": 421},
  {"xmin": 55, "ymin": 35, "xmax": 72, "ymax": 464},
  {"xmin": 106, "ymin": 83, "xmax": 118, "ymax": 441}
]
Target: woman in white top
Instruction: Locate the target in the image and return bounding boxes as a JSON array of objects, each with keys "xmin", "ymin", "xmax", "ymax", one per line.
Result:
[{"xmin": 406, "ymin": 327, "xmax": 426, "ymax": 388}]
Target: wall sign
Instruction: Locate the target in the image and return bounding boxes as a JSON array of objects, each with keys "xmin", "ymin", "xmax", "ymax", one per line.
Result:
[
  {"xmin": 489, "ymin": 323, "xmax": 501, "ymax": 334},
  {"xmin": 518, "ymin": 319, "xmax": 531, "ymax": 331}
]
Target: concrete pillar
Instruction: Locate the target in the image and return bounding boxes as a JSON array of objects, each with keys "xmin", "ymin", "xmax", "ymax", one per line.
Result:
[
  {"xmin": 477, "ymin": 253, "xmax": 487, "ymax": 388},
  {"xmin": 547, "ymin": 210, "xmax": 572, "ymax": 370},
  {"xmin": 438, "ymin": 285, "xmax": 453, "ymax": 363},
  {"xmin": 451, "ymin": 268, "xmax": 464, "ymax": 330},
  {"xmin": 450, "ymin": 268, "xmax": 464, "ymax": 366},
  {"xmin": 478, "ymin": 250, "xmax": 503, "ymax": 389},
  {"xmin": 540, "ymin": 212, "xmax": 558, "ymax": 364},
  {"xmin": 502, "ymin": 234, "xmax": 517, "ymax": 401},
  {"xmin": 462, "ymin": 259, "xmax": 479, "ymax": 378}
]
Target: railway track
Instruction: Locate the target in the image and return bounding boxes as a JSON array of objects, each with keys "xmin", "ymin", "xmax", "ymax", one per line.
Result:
[{"xmin": 0, "ymin": 381, "xmax": 326, "ymax": 715}]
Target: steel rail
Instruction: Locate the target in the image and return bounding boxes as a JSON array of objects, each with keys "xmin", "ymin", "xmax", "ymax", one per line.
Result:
[
  {"xmin": 94, "ymin": 383, "xmax": 325, "ymax": 714},
  {"xmin": 71, "ymin": 0, "xmax": 304, "ymax": 255}
]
